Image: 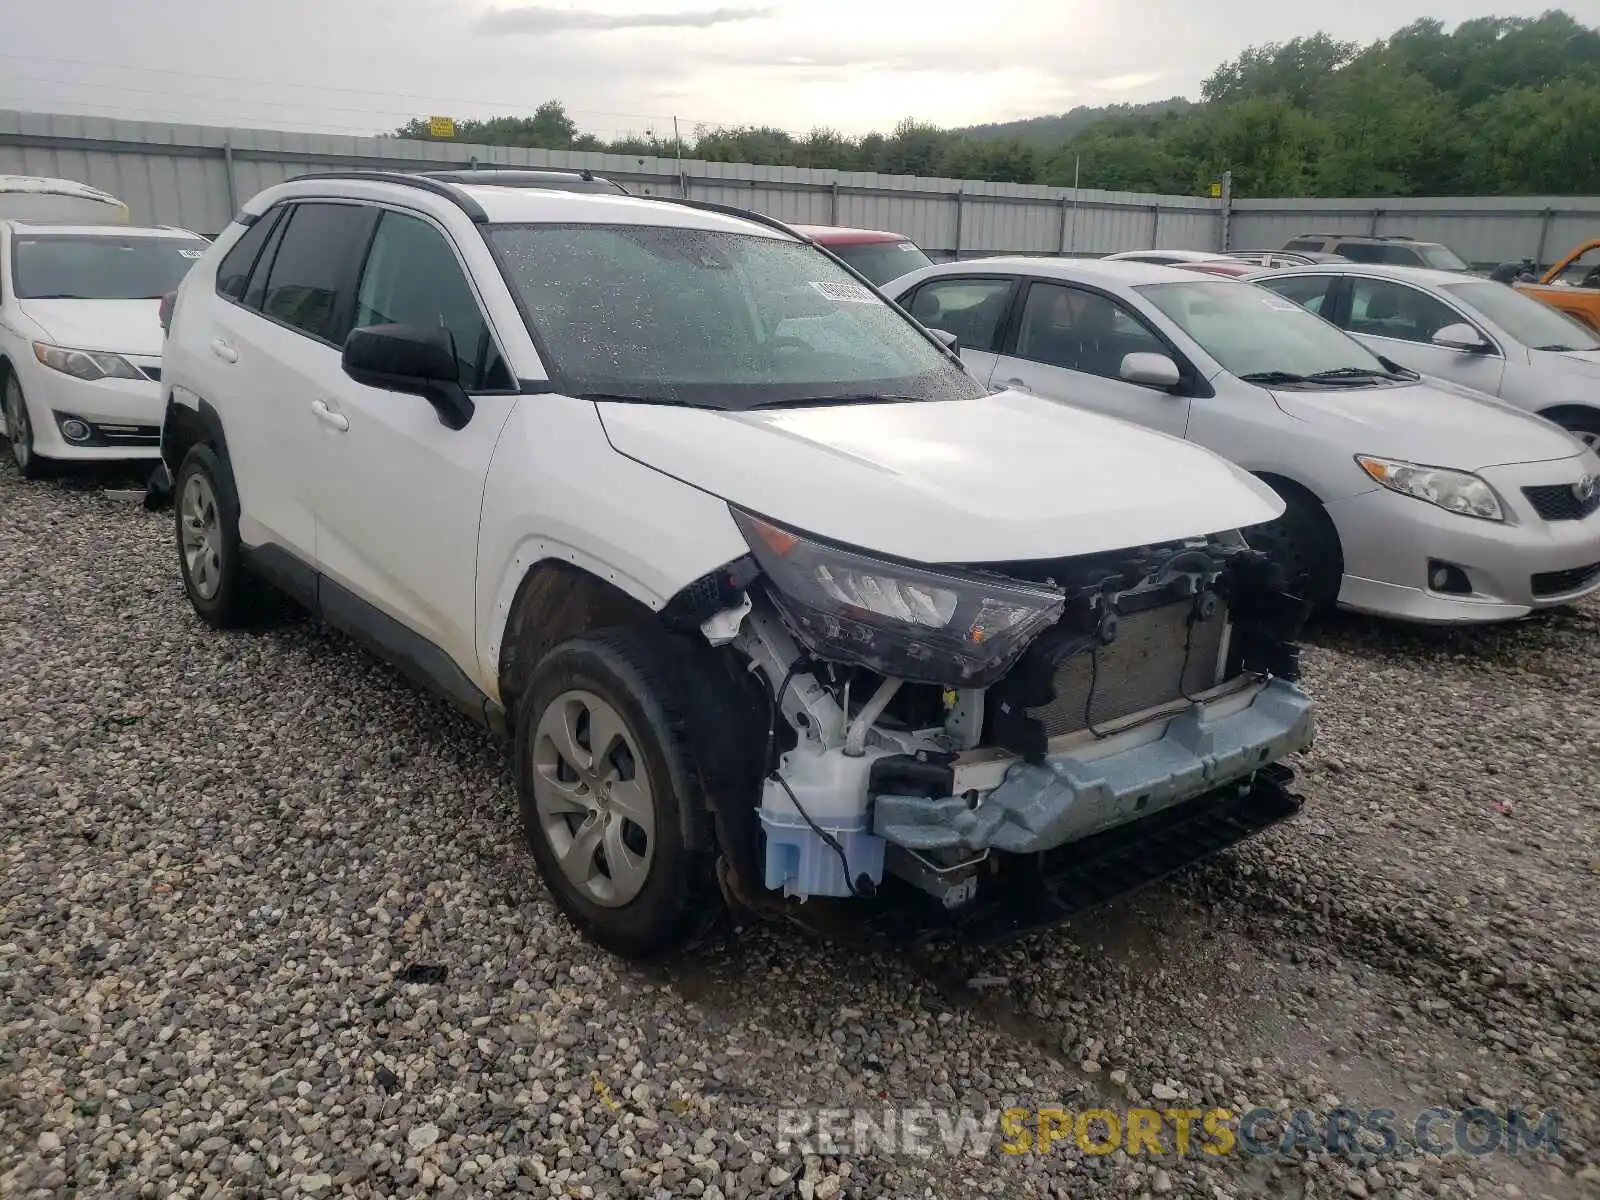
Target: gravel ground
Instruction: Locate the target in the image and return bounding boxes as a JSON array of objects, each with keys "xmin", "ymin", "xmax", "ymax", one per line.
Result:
[{"xmin": 2, "ymin": 460, "xmax": 1597, "ymax": 1200}]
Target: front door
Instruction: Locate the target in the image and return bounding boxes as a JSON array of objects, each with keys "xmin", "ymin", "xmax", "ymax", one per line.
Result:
[
  {"xmin": 1332, "ymin": 275, "xmax": 1507, "ymax": 395},
  {"xmin": 307, "ymin": 207, "xmax": 518, "ymax": 689},
  {"xmin": 988, "ymin": 280, "xmax": 1191, "ymax": 438}
]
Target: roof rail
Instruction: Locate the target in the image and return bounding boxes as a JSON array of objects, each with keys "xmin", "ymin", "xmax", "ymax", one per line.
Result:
[
  {"xmin": 641, "ymin": 196, "xmax": 814, "ymax": 242},
  {"xmin": 283, "ymin": 171, "xmax": 489, "ymax": 223}
]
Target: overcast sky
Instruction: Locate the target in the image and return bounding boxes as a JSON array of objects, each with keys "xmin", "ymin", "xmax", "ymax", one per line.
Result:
[{"xmin": 0, "ymin": 0, "xmax": 1576, "ymax": 140}]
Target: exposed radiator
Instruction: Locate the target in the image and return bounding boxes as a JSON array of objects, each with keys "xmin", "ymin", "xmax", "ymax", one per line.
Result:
[{"xmin": 1028, "ymin": 600, "xmax": 1228, "ymax": 739}]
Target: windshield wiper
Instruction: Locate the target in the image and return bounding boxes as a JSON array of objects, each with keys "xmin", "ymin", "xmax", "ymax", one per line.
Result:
[
  {"xmin": 22, "ymin": 293, "xmax": 91, "ymax": 300},
  {"xmin": 576, "ymin": 392, "xmax": 698, "ymax": 407},
  {"xmin": 1238, "ymin": 371, "xmax": 1311, "ymax": 385},
  {"xmin": 1306, "ymin": 367, "xmax": 1394, "ymax": 383},
  {"xmin": 748, "ymin": 394, "xmax": 922, "ymax": 409},
  {"xmin": 1534, "ymin": 344, "xmax": 1580, "ymax": 352}
]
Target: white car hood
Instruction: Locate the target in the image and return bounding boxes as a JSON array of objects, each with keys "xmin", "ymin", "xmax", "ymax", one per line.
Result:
[
  {"xmin": 597, "ymin": 390, "xmax": 1283, "ymax": 564},
  {"xmin": 17, "ymin": 299, "xmax": 164, "ymax": 356},
  {"xmin": 1270, "ymin": 379, "xmax": 1582, "ymax": 471},
  {"xmin": 1534, "ymin": 348, "xmax": 1600, "ymax": 379}
]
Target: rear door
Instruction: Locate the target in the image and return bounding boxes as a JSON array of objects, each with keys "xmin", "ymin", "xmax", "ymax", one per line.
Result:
[
  {"xmin": 895, "ymin": 274, "xmax": 1019, "ymax": 384},
  {"xmin": 987, "ymin": 279, "xmax": 1192, "ymax": 437},
  {"xmin": 210, "ymin": 201, "xmax": 378, "ymax": 587},
  {"xmin": 1326, "ymin": 274, "xmax": 1507, "ymax": 395}
]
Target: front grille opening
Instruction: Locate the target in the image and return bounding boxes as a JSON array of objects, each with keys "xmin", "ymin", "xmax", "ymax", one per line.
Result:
[
  {"xmin": 1023, "ymin": 599, "xmax": 1229, "ymax": 740},
  {"xmin": 1531, "ymin": 562, "xmax": 1600, "ymax": 598},
  {"xmin": 1523, "ymin": 483, "xmax": 1600, "ymax": 522}
]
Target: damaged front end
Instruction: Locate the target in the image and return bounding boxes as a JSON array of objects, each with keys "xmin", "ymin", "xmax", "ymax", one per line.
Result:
[{"xmin": 669, "ymin": 509, "xmax": 1315, "ymax": 944}]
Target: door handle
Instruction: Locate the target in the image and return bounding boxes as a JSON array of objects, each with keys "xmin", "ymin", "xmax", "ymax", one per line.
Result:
[
  {"xmin": 311, "ymin": 399, "xmax": 349, "ymax": 432},
  {"xmin": 209, "ymin": 338, "xmax": 238, "ymax": 363}
]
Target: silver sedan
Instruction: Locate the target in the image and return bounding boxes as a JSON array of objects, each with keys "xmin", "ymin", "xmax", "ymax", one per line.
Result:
[
  {"xmin": 887, "ymin": 257, "xmax": 1600, "ymax": 624},
  {"xmin": 1247, "ymin": 261, "xmax": 1600, "ymax": 449}
]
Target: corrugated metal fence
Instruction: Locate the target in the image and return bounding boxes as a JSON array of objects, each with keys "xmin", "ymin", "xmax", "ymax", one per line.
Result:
[
  {"xmin": 2, "ymin": 109, "xmax": 1596, "ymax": 267},
  {"xmin": 0, "ymin": 109, "xmax": 1220, "ymax": 256},
  {"xmin": 1229, "ymin": 197, "xmax": 1600, "ymax": 268}
]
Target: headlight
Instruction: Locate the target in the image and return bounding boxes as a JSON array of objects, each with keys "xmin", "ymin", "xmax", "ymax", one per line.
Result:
[
  {"xmin": 732, "ymin": 508, "xmax": 1065, "ymax": 686},
  {"xmin": 33, "ymin": 343, "xmax": 143, "ymax": 382},
  {"xmin": 1356, "ymin": 455, "xmax": 1503, "ymax": 521}
]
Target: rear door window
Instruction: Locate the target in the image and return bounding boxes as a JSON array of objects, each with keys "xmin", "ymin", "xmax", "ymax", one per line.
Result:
[
  {"xmin": 258, "ymin": 202, "xmax": 379, "ymax": 344},
  {"xmin": 1256, "ymin": 273, "xmax": 1337, "ymax": 316},
  {"xmin": 903, "ymin": 277, "xmax": 1016, "ymax": 352}
]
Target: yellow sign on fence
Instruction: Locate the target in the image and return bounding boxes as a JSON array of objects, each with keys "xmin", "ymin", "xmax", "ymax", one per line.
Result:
[
  {"xmin": 1209, "ymin": 181, "xmax": 1223, "ymax": 198},
  {"xmin": 428, "ymin": 116, "xmax": 456, "ymax": 139}
]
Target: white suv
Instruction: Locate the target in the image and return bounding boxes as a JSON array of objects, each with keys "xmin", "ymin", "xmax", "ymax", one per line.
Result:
[
  {"xmin": 159, "ymin": 170, "xmax": 1315, "ymax": 957},
  {"xmin": 2, "ymin": 221, "xmax": 207, "ymax": 476}
]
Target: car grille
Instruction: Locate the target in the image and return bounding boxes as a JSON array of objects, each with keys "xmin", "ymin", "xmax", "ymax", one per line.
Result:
[
  {"xmin": 95, "ymin": 423, "xmax": 161, "ymax": 447},
  {"xmin": 1523, "ymin": 484, "xmax": 1600, "ymax": 522},
  {"xmin": 1027, "ymin": 600, "xmax": 1229, "ymax": 739},
  {"xmin": 138, "ymin": 365, "xmax": 162, "ymax": 383},
  {"xmin": 1531, "ymin": 562, "xmax": 1600, "ymax": 598}
]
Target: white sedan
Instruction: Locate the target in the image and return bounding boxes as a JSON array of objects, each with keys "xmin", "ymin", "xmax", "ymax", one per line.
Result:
[
  {"xmin": 888, "ymin": 257, "xmax": 1600, "ymax": 624},
  {"xmin": 1249, "ymin": 261, "xmax": 1600, "ymax": 449},
  {"xmin": 1, "ymin": 221, "xmax": 207, "ymax": 477}
]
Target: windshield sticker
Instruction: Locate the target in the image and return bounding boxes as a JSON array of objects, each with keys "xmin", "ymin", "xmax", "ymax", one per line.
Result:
[
  {"xmin": 178, "ymin": 248, "xmax": 205, "ymax": 259},
  {"xmin": 1259, "ymin": 294, "xmax": 1301, "ymax": 311},
  {"xmin": 810, "ymin": 280, "xmax": 880, "ymax": 304}
]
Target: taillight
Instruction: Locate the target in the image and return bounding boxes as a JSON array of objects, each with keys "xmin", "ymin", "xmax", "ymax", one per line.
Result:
[{"xmin": 158, "ymin": 291, "xmax": 177, "ymax": 336}]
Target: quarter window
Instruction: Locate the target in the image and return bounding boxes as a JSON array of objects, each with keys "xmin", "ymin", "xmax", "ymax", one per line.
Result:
[
  {"xmin": 258, "ymin": 203, "xmax": 377, "ymax": 344},
  {"xmin": 1013, "ymin": 282, "xmax": 1168, "ymax": 380},
  {"xmin": 215, "ymin": 208, "xmax": 282, "ymax": 302},
  {"xmin": 354, "ymin": 211, "xmax": 510, "ymax": 390},
  {"xmin": 904, "ymin": 278, "xmax": 1015, "ymax": 352},
  {"xmin": 1344, "ymin": 278, "xmax": 1467, "ymax": 345}
]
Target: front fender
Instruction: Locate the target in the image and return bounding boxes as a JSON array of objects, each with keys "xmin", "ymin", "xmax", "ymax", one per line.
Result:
[{"xmin": 475, "ymin": 397, "xmax": 748, "ymax": 699}]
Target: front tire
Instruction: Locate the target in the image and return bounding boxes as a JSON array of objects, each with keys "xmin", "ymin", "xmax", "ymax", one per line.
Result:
[
  {"xmin": 3, "ymin": 373, "xmax": 47, "ymax": 479},
  {"xmin": 514, "ymin": 629, "xmax": 719, "ymax": 959},
  {"xmin": 174, "ymin": 444, "xmax": 261, "ymax": 628},
  {"xmin": 1244, "ymin": 486, "xmax": 1343, "ymax": 611},
  {"xmin": 1552, "ymin": 409, "xmax": 1600, "ymax": 453}
]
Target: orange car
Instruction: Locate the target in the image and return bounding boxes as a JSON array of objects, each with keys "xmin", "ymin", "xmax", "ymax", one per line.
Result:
[{"xmin": 1516, "ymin": 241, "xmax": 1600, "ymax": 331}]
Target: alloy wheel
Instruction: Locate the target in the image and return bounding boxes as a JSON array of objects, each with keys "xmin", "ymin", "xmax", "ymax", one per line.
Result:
[
  {"xmin": 180, "ymin": 472, "xmax": 224, "ymax": 600},
  {"xmin": 4, "ymin": 381, "xmax": 31, "ymax": 472},
  {"xmin": 531, "ymin": 689, "xmax": 656, "ymax": 908}
]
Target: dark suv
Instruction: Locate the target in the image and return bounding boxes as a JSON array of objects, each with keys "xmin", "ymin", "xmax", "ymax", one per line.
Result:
[{"xmin": 1281, "ymin": 234, "xmax": 1472, "ymax": 272}]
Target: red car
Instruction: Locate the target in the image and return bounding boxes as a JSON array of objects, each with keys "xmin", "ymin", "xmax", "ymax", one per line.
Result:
[{"xmin": 791, "ymin": 224, "xmax": 934, "ymax": 287}]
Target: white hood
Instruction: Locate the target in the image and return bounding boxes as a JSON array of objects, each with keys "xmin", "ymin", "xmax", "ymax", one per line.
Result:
[
  {"xmin": 1270, "ymin": 379, "xmax": 1582, "ymax": 471},
  {"xmin": 1535, "ymin": 347, "xmax": 1600, "ymax": 378},
  {"xmin": 18, "ymin": 299, "xmax": 164, "ymax": 357},
  {"xmin": 598, "ymin": 390, "xmax": 1283, "ymax": 564}
]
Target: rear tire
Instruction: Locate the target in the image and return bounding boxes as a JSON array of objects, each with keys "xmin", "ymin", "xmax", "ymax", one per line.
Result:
[
  {"xmin": 514, "ymin": 629, "xmax": 719, "ymax": 959},
  {"xmin": 3, "ymin": 373, "xmax": 48, "ymax": 479},
  {"xmin": 1244, "ymin": 485, "xmax": 1342, "ymax": 611},
  {"xmin": 174, "ymin": 444, "xmax": 262, "ymax": 629}
]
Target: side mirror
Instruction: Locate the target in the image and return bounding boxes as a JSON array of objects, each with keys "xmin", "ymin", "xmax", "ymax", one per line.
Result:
[
  {"xmin": 1431, "ymin": 322, "xmax": 1490, "ymax": 353},
  {"xmin": 1119, "ymin": 351, "xmax": 1182, "ymax": 390},
  {"xmin": 930, "ymin": 327, "xmax": 960, "ymax": 354},
  {"xmin": 343, "ymin": 324, "xmax": 474, "ymax": 429}
]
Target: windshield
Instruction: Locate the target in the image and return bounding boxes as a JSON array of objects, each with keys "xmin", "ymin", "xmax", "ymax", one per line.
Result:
[
  {"xmin": 1419, "ymin": 244, "xmax": 1471, "ymax": 272},
  {"xmin": 12, "ymin": 235, "xmax": 206, "ymax": 300},
  {"xmin": 1139, "ymin": 280, "xmax": 1397, "ymax": 382},
  {"xmin": 485, "ymin": 224, "xmax": 979, "ymax": 409},
  {"xmin": 825, "ymin": 240, "xmax": 934, "ymax": 286},
  {"xmin": 1445, "ymin": 280, "xmax": 1600, "ymax": 352}
]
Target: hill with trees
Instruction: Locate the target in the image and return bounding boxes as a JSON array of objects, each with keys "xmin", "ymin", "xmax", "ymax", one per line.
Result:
[{"xmin": 395, "ymin": 11, "xmax": 1600, "ymax": 197}]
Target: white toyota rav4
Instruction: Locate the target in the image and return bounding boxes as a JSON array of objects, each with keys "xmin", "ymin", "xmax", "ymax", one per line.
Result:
[{"xmin": 158, "ymin": 170, "xmax": 1315, "ymax": 957}]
